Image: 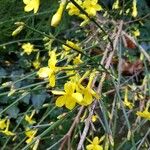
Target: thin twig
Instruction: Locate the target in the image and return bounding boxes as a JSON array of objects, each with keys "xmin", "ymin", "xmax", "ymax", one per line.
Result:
[{"xmin": 60, "ymin": 106, "xmax": 84, "ymax": 150}]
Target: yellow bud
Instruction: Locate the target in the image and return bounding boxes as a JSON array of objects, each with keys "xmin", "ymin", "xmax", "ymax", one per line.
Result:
[
  {"xmin": 12, "ymin": 25, "xmax": 24, "ymax": 36},
  {"xmin": 112, "ymin": 0, "xmax": 119, "ymax": 9},
  {"xmin": 132, "ymin": 0, "xmax": 138, "ymax": 17},
  {"xmin": 51, "ymin": 2, "xmax": 66, "ymax": 27},
  {"xmin": 14, "ymin": 22, "xmax": 25, "ymax": 26}
]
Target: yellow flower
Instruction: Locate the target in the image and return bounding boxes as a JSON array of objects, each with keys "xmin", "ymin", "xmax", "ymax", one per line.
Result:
[
  {"xmin": 73, "ymin": 54, "xmax": 83, "ymax": 65},
  {"xmin": 66, "ymin": 0, "xmax": 82, "ymax": 16},
  {"xmin": 37, "ymin": 51, "xmax": 58, "ymax": 87},
  {"xmin": 51, "ymin": 0, "xmax": 66, "ymax": 27},
  {"xmin": 123, "ymin": 87, "xmax": 134, "ymax": 109},
  {"xmin": 25, "ymin": 128, "xmax": 38, "ymax": 144},
  {"xmin": 78, "ymin": 71, "xmax": 99, "ymax": 106},
  {"xmin": 82, "ymin": 0, "xmax": 103, "ymax": 17},
  {"xmin": 92, "ymin": 115, "xmax": 98, "ymax": 122},
  {"xmin": 0, "ymin": 119, "xmax": 15, "ymax": 136},
  {"xmin": 23, "ymin": 0, "xmax": 40, "ymax": 14},
  {"xmin": 22, "ymin": 43, "xmax": 34, "ymax": 55},
  {"xmin": 132, "ymin": 0, "xmax": 138, "ymax": 17},
  {"xmin": 52, "ymin": 81, "xmax": 83, "ymax": 110},
  {"xmin": 25, "ymin": 110, "xmax": 36, "ymax": 125},
  {"xmin": 0, "ymin": 118, "xmax": 7, "ymax": 130},
  {"xmin": 112, "ymin": 0, "xmax": 119, "ymax": 9},
  {"xmin": 136, "ymin": 108, "xmax": 150, "ymax": 120},
  {"xmin": 86, "ymin": 136, "xmax": 103, "ymax": 150},
  {"xmin": 132, "ymin": 29, "xmax": 140, "ymax": 37}
]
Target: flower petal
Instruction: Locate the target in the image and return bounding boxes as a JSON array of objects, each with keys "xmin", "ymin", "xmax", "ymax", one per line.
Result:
[
  {"xmin": 65, "ymin": 98, "xmax": 76, "ymax": 110},
  {"xmin": 37, "ymin": 67, "xmax": 50, "ymax": 78},
  {"xmin": 23, "ymin": 0, "xmax": 30, "ymax": 4},
  {"xmin": 86, "ymin": 144, "xmax": 94, "ymax": 150},
  {"xmin": 33, "ymin": 0, "xmax": 40, "ymax": 13},
  {"xmin": 49, "ymin": 73, "xmax": 55, "ymax": 87},
  {"xmin": 64, "ymin": 82, "xmax": 75, "ymax": 94},
  {"xmin": 72, "ymin": 93, "xmax": 83, "ymax": 103},
  {"xmin": 24, "ymin": 4, "xmax": 33, "ymax": 12},
  {"xmin": 93, "ymin": 136, "xmax": 99, "ymax": 144},
  {"xmin": 52, "ymin": 90, "xmax": 65, "ymax": 95},
  {"xmin": 56, "ymin": 96, "xmax": 65, "ymax": 107}
]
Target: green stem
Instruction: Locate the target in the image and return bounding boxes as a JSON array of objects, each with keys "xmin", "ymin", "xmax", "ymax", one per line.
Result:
[
  {"xmin": 22, "ymin": 108, "xmax": 77, "ymax": 150},
  {"xmin": 69, "ymin": 0, "xmax": 113, "ymax": 51},
  {"xmin": 24, "ymin": 24, "xmax": 111, "ymax": 75}
]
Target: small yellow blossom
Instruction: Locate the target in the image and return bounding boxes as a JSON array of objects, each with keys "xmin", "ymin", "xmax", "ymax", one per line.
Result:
[
  {"xmin": 52, "ymin": 81, "xmax": 83, "ymax": 110},
  {"xmin": 78, "ymin": 71, "xmax": 99, "ymax": 106},
  {"xmin": 25, "ymin": 128, "xmax": 38, "ymax": 144},
  {"xmin": 132, "ymin": 0, "xmax": 138, "ymax": 17},
  {"xmin": 0, "ymin": 119, "xmax": 15, "ymax": 136},
  {"xmin": 66, "ymin": 0, "xmax": 82, "ymax": 16},
  {"xmin": 0, "ymin": 118, "xmax": 7, "ymax": 130},
  {"xmin": 86, "ymin": 136, "xmax": 103, "ymax": 150},
  {"xmin": 51, "ymin": 0, "xmax": 66, "ymax": 27},
  {"xmin": 136, "ymin": 104, "xmax": 150, "ymax": 120},
  {"xmin": 92, "ymin": 115, "xmax": 98, "ymax": 122},
  {"xmin": 25, "ymin": 110, "xmax": 36, "ymax": 125},
  {"xmin": 82, "ymin": 0, "xmax": 103, "ymax": 17},
  {"xmin": 123, "ymin": 87, "xmax": 134, "ymax": 109},
  {"xmin": 22, "ymin": 43, "xmax": 34, "ymax": 55},
  {"xmin": 132, "ymin": 29, "xmax": 140, "ymax": 37},
  {"xmin": 112, "ymin": 0, "xmax": 119, "ymax": 9},
  {"xmin": 73, "ymin": 54, "xmax": 83, "ymax": 65},
  {"xmin": 23, "ymin": 0, "xmax": 40, "ymax": 14}
]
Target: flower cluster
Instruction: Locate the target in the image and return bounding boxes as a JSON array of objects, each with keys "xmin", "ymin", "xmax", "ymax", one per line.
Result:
[
  {"xmin": 66, "ymin": 0, "xmax": 102, "ymax": 26},
  {"xmin": 52, "ymin": 71, "xmax": 99, "ymax": 110}
]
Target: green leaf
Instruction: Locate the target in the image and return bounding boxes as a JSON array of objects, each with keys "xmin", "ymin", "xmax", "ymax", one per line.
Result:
[
  {"xmin": 21, "ymin": 93, "xmax": 31, "ymax": 104},
  {"xmin": 0, "ymin": 67, "xmax": 7, "ymax": 83},
  {"xmin": 6, "ymin": 105, "xmax": 19, "ymax": 118},
  {"xmin": 31, "ymin": 91, "xmax": 47, "ymax": 109}
]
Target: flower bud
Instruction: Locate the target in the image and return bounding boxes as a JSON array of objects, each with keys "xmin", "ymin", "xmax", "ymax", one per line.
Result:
[
  {"xmin": 51, "ymin": 1, "xmax": 66, "ymax": 27},
  {"xmin": 12, "ymin": 25, "xmax": 24, "ymax": 36}
]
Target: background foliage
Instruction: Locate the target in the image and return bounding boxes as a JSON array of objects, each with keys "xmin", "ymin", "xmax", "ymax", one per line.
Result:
[{"xmin": 0, "ymin": 0, "xmax": 150, "ymax": 149}]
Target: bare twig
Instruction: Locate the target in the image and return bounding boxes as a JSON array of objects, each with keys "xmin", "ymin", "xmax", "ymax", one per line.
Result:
[
  {"xmin": 77, "ymin": 21, "xmax": 124, "ymax": 150},
  {"xmin": 60, "ymin": 106, "xmax": 84, "ymax": 150},
  {"xmin": 122, "ymin": 31, "xmax": 150, "ymax": 63}
]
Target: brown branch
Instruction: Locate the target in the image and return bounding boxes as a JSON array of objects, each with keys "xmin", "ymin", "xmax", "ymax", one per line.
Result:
[
  {"xmin": 125, "ymin": 13, "xmax": 150, "ymax": 24},
  {"xmin": 77, "ymin": 20, "xmax": 124, "ymax": 150},
  {"xmin": 122, "ymin": 31, "xmax": 150, "ymax": 63},
  {"xmin": 60, "ymin": 106, "xmax": 84, "ymax": 150}
]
